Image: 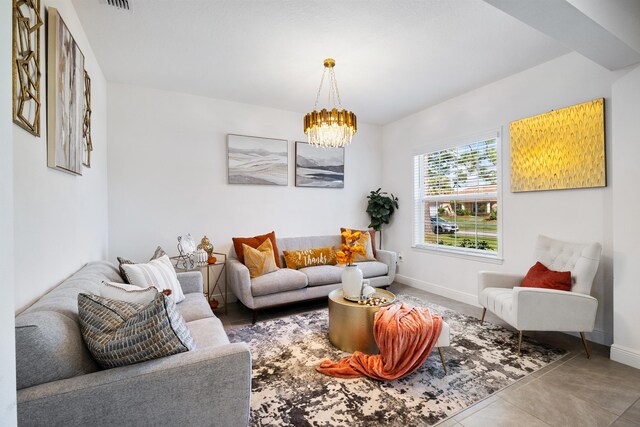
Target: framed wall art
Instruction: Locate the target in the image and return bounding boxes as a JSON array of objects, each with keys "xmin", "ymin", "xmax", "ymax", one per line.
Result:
[
  {"xmin": 12, "ymin": 0, "xmax": 42, "ymax": 136},
  {"xmin": 295, "ymin": 141, "xmax": 344, "ymax": 188},
  {"xmin": 47, "ymin": 7, "xmax": 85, "ymax": 175},
  {"xmin": 227, "ymin": 134, "xmax": 288, "ymax": 185},
  {"xmin": 510, "ymin": 98, "xmax": 605, "ymax": 192},
  {"xmin": 82, "ymin": 70, "xmax": 93, "ymax": 168}
]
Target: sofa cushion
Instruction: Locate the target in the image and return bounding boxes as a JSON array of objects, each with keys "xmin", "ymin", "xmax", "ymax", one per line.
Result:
[
  {"xmin": 120, "ymin": 255, "xmax": 186, "ymax": 303},
  {"xmin": 187, "ymin": 317, "xmax": 230, "ymax": 349},
  {"xmin": 177, "ymin": 293, "xmax": 215, "ymax": 323},
  {"xmin": 78, "ymin": 293, "xmax": 195, "ymax": 369},
  {"xmin": 243, "ymin": 239, "xmax": 279, "ymax": 278},
  {"xmin": 101, "ymin": 281, "xmax": 159, "ymax": 304},
  {"xmin": 300, "ymin": 265, "xmax": 343, "ymax": 287},
  {"xmin": 251, "ymin": 268, "xmax": 308, "ymax": 297},
  {"xmin": 283, "ymin": 247, "xmax": 337, "ymax": 270},
  {"xmin": 479, "ymin": 287, "xmax": 515, "ymax": 325},
  {"xmin": 16, "ymin": 311, "xmax": 100, "ymax": 390},
  {"xmin": 355, "ymin": 261, "xmax": 389, "ymax": 278}
]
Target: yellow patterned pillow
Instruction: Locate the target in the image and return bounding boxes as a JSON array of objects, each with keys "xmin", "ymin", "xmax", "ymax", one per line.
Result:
[
  {"xmin": 243, "ymin": 239, "xmax": 279, "ymax": 278},
  {"xmin": 283, "ymin": 247, "xmax": 337, "ymax": 270},
  {"xmin": 352, "ymin": 232, "xmax": 376, "ymax": 262}
]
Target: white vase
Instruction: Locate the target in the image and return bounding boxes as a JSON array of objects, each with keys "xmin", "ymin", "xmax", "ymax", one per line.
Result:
[{"xmin": 342, "ymin": 264, "xmax": 364, "ymax": 300}]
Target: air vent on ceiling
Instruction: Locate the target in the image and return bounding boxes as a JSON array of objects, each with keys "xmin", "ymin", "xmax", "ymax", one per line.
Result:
[{"xmin": 99, "ymin": 0, "xmax": 134, "ymax": 13}]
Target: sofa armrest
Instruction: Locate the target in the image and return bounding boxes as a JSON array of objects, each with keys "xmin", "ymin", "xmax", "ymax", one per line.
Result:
[
  {"xmin": 376, "ymin": 249, "xmax": 397, "ymax": 285},
  {"xmin": 176, "ymin": 271, "xmax": 203, "ymax": 294},
  {"xmin": 18, "ymin": 342, "xmax": 251, "ymax": 427},
  {"xmin": 512, "ymin": 287, "xmax": 598, "ymax": 332},
  {"xmin": 226, "ymin": 259, "xmax": 254, "ymax": 308},
  {"xmin": 478, "ymin": 271, "xmax": 524, "ymax": 294}
]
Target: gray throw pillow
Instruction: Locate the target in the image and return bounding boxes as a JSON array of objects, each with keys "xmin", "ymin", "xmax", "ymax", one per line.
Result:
[{"xmin": 78, "ymin": 292, "xmax": 195, "ymax": 369}]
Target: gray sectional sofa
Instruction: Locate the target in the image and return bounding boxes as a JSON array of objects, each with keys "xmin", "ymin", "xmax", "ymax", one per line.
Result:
[
  {"xmin": 15, "ymin": 261, "xmax": 251, "ymax": 427},
  {"xmin": 227, "ymin": 235, "xmax": 397, "ymax": 320}
]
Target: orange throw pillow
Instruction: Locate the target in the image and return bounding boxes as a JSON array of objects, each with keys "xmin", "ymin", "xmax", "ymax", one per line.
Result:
[
  {"xmin": 232, "ymin": 231, "xmax": 282, "ymax": 268},
  {"xmin": 521, "ymin": 262, "xmax": 572, "ymax": 291},
  {"xmin": 243, "ymin": 239, "xmax": 279, "ymax": 279},
  {"xmin": 340, "ymin": 228, "xmax": 377, "ymax": 258}
]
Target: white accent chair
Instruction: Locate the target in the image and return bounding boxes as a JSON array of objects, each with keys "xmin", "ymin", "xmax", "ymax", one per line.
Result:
[{"xmin": 478, "ymin": 235, "xmax": 602, "ymax": 358}]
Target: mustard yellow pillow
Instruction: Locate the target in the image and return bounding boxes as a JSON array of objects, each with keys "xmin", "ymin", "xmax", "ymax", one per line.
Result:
[
  {"xmin": 283, "ymin": 247, "xmax": 337, "ymax": 270},
  {"xmin": 243, "ymin": 239, "xmax": 279, "ymax": 278}
]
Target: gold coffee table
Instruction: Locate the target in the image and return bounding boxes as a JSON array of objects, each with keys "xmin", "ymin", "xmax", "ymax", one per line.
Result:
[{"xmin": 328, "ymin": 288, "xmax": 396, "ymax": 354}]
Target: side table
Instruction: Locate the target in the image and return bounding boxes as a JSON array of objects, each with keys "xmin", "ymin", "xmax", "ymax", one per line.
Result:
[{"xmin": 172, "ymin": 252, "xmax": 227, "ymax": 314}]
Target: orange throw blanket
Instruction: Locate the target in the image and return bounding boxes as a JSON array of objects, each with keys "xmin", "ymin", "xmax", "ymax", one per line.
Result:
[{"xmin": 316, "ymin": 303, "xmax": 443, "ymax": 380}]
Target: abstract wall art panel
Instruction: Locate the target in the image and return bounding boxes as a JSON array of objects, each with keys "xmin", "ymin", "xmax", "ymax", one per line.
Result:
[
  {"xmin": 295, "ymin": 141, "xmax": 344, "ymax": 188},
  {"xmin": 510, "ymin": 98, "xmax": 605, "ymax": 192},
  {"xmin": 13, "ymin": 0, "xmax": 42, "ymax": 136},
  {"xmin": 227, "ymin": 134, "xmax": 288, "ymax": 185},
  {"xmin": 47, "ymin": 7, "xmax": 85, "ymax": 175}
]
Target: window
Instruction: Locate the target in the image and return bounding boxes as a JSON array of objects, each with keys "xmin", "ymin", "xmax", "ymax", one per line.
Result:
[{"xmin": 413, "ymin": 133, "xmax": 500, "ymax": 258}]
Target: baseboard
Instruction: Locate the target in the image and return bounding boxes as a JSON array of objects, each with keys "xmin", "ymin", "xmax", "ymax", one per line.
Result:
[
  {"xmin": 611, "ymin": 344, "xmax": 640, "ymax": 369},
  {"xmin": 395, "ymin": 274, "xmax": 480, "ymax": 307},
  {"xmin": 395, "ymin": 274, "xmax": 613, "ymax": 346}
]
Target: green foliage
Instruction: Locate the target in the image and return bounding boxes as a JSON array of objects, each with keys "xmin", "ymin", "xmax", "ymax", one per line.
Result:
[
  {"xmin": 489, "ymin": 210, "xmax": 497, "ymax": 221},
  {"xmin": 366, "ymin": 188, "xmax": 399, "ymax": 231},
  {"xmin": 477, "ymin": 240, "xmax": 492, "ymax": 250},
  {"xmin": 456, "ymin": 208, "xmax": 471, "ymax": 216},
  {"xmin": 438, "ymin": 207, "xmax": 445, "ymax": 215}
]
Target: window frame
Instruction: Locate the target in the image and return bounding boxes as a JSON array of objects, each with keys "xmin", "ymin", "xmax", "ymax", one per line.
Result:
[{"xmin": 412, "ymin": 130, "xmax": 503, "ymax": 262}]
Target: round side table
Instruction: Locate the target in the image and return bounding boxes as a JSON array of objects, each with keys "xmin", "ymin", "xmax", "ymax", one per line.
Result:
[{"xmin": 328, "ymin": 288, "xmax": 396, "ymax": 354}]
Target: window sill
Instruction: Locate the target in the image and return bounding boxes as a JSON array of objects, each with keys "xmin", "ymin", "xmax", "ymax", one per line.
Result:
[{"xmin": 411, "ymin": 244, "xmax": 504, "ymax": 264}]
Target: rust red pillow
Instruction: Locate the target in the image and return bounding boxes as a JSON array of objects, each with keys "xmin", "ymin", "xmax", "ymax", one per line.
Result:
[
  {"xmin": 521, "ymin": 262, "xmax": 572, "ymax": 291},
  {"xmin": 232, "ymin": 231, "xmax": 282, "ymax": 268}
]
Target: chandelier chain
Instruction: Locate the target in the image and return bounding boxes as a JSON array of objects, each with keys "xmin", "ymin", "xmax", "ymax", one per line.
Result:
[{"xmin": 314, "ymin": 68, "xmax": 327, "ymax": 110}]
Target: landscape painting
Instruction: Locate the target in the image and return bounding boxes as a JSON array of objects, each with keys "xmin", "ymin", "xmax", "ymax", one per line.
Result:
[
  {"xmin": 47, "ymin": 7, "xmax": 85, "ymax": 175},
  {"xmin": 295, "ymin": 141, "xmax": 344, "ymax": 188},
  {"xmin": 228, "ymin": 135, "xmax": 288, "ymax": 185}
]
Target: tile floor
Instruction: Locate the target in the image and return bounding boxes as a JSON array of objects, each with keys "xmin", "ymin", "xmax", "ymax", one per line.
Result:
[{"xmin": 215, "ymin": 283, "xmax": 640, "ymax": 427}]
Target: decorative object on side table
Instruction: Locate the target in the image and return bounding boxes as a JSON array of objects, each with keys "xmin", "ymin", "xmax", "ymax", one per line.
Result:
[
  {"xmin": 336, "ymin": 229, "xmax": 366, "ymax": 301},
  {"xmin": 366, "ymin": 188, "xmax": 398, "ymax": 249},
  {"xmin": 197, "ymin": 235, "xmax": 214, "ymax": 257},
  {"xmin": 47, "ymin": 7, "xmax": 85, "ymax": 175},
  {"xmin": 13, "ymin": 0, "xmax": 42, "ymax": 136},
  {"xmin": 175, "ymin": 233, "xmax": 196, "ymax": 269}
]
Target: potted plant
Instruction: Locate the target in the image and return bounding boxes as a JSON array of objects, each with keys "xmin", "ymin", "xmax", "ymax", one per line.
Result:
[
  {"xmin": 366, "ymin": 188, "xmax": 399, "ymax": 249},
  {"xmin": 336, "ymin": 229, "xmax": 367, "ymax": 300}
]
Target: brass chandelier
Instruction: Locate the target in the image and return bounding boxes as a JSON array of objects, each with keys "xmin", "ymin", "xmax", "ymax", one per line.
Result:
[{"xmin": 304, "ymin": 58, "xmax": 357, "ymax": 148}]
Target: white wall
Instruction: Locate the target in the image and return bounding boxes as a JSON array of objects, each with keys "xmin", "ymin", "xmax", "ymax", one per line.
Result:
[
  {"xmin": 382, "ymin": 53, "xmax": 621, "ymax": 345},
  {"xmin": 14, "ymin": 0, "xmax": 109, "ymax": 311},
  {"xmin": 1, "ymin": 0, "xmax": 17, "ymax": 421},
  {"xmin": 611, "ymin": 64, "xmax": 640, "ymax": 368},
  {"xmin": 107, "ymin": 83, "xmax": 382, "ymax": 301}
]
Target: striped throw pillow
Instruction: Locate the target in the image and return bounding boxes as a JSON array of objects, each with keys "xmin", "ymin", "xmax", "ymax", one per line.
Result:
[
  {"xmin": 120, "ymin": 254, "xmax": 185, "ymax": 303},
  {"xmin": 78, "ymin": 292, "xmax": 195, "ymax": 369}
]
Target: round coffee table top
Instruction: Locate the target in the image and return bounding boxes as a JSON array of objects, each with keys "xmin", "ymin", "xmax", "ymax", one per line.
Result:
[{"xmin": 328, "ymin": 288, "xmax": 396, "ymax": 307}]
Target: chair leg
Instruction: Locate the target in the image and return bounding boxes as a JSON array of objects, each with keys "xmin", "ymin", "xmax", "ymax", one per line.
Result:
[
  {"xmin": 580, "ymin": 332, "xmax": 591, "ymax": 359},
  {"xmin": 517, "ymin": 331, "xmax": 523, "ymax": 356},
  {"xmin": 480, "ymin": 307, "xmax": 486, "ymax": 325},
  {"xmin": 437, "ymin": 347, "xmax": 447, "ymax": 374}
]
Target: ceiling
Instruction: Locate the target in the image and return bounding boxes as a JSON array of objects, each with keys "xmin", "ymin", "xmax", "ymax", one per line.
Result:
[{"xmin": 70, "ymin": 0, "xmax": 575, "ymax": 125}]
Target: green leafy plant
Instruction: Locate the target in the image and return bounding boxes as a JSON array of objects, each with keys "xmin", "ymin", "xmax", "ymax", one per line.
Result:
[{"xmin": 366, "ymin": 188, "xmax": 399, "ymax": 249}]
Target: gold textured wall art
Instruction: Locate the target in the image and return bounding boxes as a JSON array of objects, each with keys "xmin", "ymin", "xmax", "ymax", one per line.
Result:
[
  {"xmin": 510, "ymin": 98, "xmax": 605, "ymax": 192},
  {"xmin": 12, "ymin": 0, "xmax": 42, "ymax": 136},
  {"xmin": 83, "ymin": 70, "xmax": 93, "ymax": 168}
]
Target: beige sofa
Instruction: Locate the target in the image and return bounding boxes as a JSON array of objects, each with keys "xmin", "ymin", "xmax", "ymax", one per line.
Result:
[{"xmin": 227, "ymin": 235, "xmax": 397, "ymax": 322}]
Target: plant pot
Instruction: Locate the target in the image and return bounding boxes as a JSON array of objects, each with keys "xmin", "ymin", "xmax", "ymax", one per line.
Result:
[{"xmin": 341, "ymin": 264, "xmax": 364, "ymax": 300}]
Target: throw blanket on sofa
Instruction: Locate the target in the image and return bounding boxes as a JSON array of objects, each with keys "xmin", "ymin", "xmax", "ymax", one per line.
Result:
[{"xmin": 316, "ymin": 303, "xmax": 443, "ymax": 380}]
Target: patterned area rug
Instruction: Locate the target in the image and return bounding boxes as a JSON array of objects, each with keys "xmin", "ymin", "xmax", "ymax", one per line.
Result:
[{"xmin": 227, "ymin": 294, "xmax": 567, "ymax": 426}]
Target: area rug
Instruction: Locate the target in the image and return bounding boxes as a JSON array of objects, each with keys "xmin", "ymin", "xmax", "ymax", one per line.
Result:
[{"xmin": 226, "ymin": 294, "xmax": 568, "ymax": 426}]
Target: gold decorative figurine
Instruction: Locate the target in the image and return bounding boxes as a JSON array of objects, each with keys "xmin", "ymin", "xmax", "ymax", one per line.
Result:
[{"xmin": 197, "ymin": 235, "xmax": 214, "ymax": 257}]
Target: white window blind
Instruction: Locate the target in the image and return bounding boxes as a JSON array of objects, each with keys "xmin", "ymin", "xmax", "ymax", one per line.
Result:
[{"xmin": 413, "ymin": 136, "xmax": 500, "ymax": 258}]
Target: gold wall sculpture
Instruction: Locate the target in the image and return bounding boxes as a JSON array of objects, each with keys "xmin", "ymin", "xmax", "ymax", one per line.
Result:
[
  {"xmin": 83, "ymin": 70, "xmax": 93, "ymax": 168},
  {"xmin": 510, "ymin": 98, "xmax": 605, "ymax": 192},
  {"xmin": 12, "ymin": 0, "xmax": 42, "ymax": 136}
]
